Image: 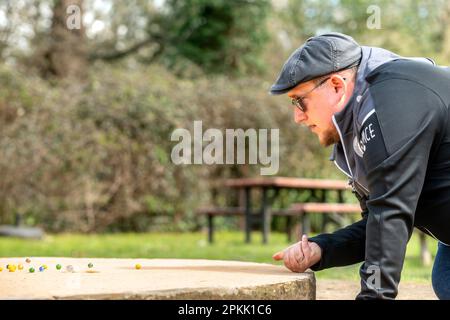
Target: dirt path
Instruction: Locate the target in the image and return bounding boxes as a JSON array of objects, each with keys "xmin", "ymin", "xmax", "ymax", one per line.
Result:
[{"xmin": 317, "ymin": 279, "xmax": 437, "ymax": 300}]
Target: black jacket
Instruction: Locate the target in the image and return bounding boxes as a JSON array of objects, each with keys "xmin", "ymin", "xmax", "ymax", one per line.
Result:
[{"xmin": 308, "ymin": 46, "xmax": 450, "ymax": 299}]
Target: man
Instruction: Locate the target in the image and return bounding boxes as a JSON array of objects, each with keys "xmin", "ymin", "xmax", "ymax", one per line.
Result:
[{"xmin": 270, "ymin": 32, "xmax": 450, "ymax": 300}]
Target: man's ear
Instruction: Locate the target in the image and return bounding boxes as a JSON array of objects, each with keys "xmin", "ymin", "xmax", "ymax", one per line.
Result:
[{"xmin": 330, "ymin": 75, "xmax": 346, "ymax": 93}]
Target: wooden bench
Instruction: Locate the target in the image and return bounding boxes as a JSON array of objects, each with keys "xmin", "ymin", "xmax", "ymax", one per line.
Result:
[
  {"xmin": 197, "ymin": 207, "xmax": 245, "ymax": 243},
  {"xmin": 197, "ymin": 203, "xmax": 361, "ymax": 243},
  {"xmin": 198, "ymin": 203, "xmax": 431, "ymax": 266},
  {"xmin": 288, "ymin": 203, "xmax": 362, "ymax": 213},
  {"xmin": 280, "ymin": 203, "xmax": 431, "ymax": 266},
  {"xmin": 274, "ymin": 203, "xmax": 362, "ymax": 241}
]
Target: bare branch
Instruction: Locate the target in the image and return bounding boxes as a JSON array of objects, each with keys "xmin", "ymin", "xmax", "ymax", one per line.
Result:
[{"xmin": 89, "ymin": 36, "xmax": 162, "ymax": 61}]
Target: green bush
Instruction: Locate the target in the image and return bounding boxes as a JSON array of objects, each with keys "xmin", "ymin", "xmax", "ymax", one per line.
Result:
[{"xmin": 0, "ymin": 63, "xmax": 338, "ymax": 232}]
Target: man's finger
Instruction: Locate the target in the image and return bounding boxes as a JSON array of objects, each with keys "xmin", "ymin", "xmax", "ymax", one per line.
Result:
[
  {"xmin": 301, "ymin": 234, "xmax": 311, "ymax": 259},
  {"xmin": 293, "ymin": 243, "xmax": 304, "ymax": 264},
  {"xmin": 285, "ymin": 249, "xmax": 298, "ymax": 271},
  {"xmin": 272, "ymin": 251, "xmax": 284, "ymax": 260},
  {"xmin": 287, "ymin": 247, "xmax": 304, "ymax": 272}
]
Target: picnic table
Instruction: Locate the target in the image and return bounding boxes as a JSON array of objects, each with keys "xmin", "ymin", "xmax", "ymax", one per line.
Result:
[
  {"xmin": 200, "ymin": 177, "xmax": 432, "ymax": 266},
  {"xmin": 197, "ymin": 176, "xmax": 432, "ymax": 266},
  {"xmin": 224, "ymin": 177, "xmax": 354, "ymax": 244}
]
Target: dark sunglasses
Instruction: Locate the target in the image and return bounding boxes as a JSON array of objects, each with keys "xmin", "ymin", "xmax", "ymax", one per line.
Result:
[{"xmin": 290, "ymin": 76, "xmax": 332, "ymax": 112}]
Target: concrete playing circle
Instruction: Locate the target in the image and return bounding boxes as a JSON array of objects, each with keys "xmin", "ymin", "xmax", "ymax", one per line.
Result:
[{"xmin": 0, "ymin": 258, "xmax": 316, "ymax": 300}]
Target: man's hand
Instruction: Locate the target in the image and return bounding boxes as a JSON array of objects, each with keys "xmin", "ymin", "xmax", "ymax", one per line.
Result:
[{"xmin": 272, "ymin": 235, "xmax": 322, "ymax": 273}]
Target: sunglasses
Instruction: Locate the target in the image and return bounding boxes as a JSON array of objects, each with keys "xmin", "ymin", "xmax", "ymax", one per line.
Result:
[{"xmin": 290, "ymin": 76, "xmax": 331, "ymax": 112}]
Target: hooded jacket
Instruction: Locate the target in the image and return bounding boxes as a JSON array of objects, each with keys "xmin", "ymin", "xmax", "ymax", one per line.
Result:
[{"xmin": 308, "ymin": 46, "xmax": 450, "ymax": 299}]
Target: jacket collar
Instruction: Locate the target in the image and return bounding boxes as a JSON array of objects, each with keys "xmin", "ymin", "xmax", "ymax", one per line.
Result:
[{"xmin": 329, "ymin": 46, "xmax": 401, "ymax": 161}]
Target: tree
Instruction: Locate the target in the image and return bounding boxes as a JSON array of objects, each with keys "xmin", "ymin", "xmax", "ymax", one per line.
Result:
[
  {"xmin": 89, "ymin": 0, "xmax": 271, "ymax": 75},
  {"xmin": 437, "ymin": 0, "xmax": 450, "ymax": 63},
  {"xmin": 276, "ymin": 0, "xmax": 449, "ymax": 61},
  {"xmin": 161, "ymin": 0, "xmax": 270, "ymax": 74},
  {"xmin": 42, "ymin": 0, "xmax": 88, "ymax": 79}
]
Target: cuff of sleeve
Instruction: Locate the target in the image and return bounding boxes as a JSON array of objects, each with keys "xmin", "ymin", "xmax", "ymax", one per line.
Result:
[{"xmin": 308, "ymin": 235, "xmax": 332, "ymax": 271}]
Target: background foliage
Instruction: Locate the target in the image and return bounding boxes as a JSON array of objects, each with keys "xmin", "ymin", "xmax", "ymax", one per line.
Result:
[{"xmin": 0, "ymin": 0, "xmax": 449, "ymax": 232}]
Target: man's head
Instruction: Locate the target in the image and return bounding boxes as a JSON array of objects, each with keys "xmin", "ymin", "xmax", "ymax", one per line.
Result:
[{"xmin": 270, "ymin": 33, "xmax": 362, "ymax": 146}]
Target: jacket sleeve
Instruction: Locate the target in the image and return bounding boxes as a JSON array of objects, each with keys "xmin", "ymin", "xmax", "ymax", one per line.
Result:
[
  {"xmin": 308, "ymin": 177, "xmax": 369, "ymax": 271},
  {"xmin": 308, "ymin": 211, "xmax": 367, "ymax": 271},
  {"xmin": 355, "ymin": 78, "xmax": 445, "ymax": 299}
]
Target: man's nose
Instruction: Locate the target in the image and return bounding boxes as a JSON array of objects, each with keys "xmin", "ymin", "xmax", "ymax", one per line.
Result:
[{"xmin": 294, "ymin": 108, "xmax": 307, "ymax": 124}]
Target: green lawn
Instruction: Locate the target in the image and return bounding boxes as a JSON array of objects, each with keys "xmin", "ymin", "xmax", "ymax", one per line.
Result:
[{"xmin": 0, "ymin": 231, "xmax": 436, "ymax": 282}]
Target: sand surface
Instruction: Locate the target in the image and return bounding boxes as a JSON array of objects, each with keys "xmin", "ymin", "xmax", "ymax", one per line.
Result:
[{"xmin": 317, "ymin": 279, "xmax": 437, "ymax": 300}]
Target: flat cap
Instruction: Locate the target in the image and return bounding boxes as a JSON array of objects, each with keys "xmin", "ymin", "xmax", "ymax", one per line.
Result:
[{"xmin": 270, "ymin": 32, "xmax": 362, "ymax": 95}]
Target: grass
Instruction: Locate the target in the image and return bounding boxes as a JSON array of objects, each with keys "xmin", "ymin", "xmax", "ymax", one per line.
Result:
[{"xmin": 0, "ymin": 230, "xmax": 436, "ymax": 282}]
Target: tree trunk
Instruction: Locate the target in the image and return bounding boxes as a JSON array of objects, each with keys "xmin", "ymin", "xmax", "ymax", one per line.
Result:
[
  {"xmin": 440, "ymin": 1, "xmax": 450, "ymax": 63},
  {"xmin": 419, "ymin": 232, "xmax": 432, "ymax": 267},
  {"xmin": 44, "ymin": 0, "xmax": 87, "ymax": 79}
]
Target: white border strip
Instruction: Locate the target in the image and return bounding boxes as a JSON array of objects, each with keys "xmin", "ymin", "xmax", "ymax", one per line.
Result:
[
  {"xmin": 332, "ymin": 115, "xmax": 353, "ymax": 177},
  {"xmin": 361, "ymin": 109, "xmax": 376, "ymax": 127},
  {"xmin": 422, "ymin": 226, "xmax": 450, "ymax": 247}
]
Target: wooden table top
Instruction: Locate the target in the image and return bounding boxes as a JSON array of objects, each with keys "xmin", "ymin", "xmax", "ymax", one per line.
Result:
[{"xmin": 225, "ymin": 177, "xmax": 351, "ymax": 190}]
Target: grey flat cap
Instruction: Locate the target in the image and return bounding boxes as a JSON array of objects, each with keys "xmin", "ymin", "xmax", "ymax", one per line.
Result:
[{"xmin": 270, "ymin": 32, "xmax": 362, "ymax": 95}]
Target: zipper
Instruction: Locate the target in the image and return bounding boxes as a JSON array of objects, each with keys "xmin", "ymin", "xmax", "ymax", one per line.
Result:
[
  {"xmin": 332, "ymin": 115, "xmax": 370, "ymax": 196},
  {"xmin": 332, "ymin": 159, "xmax": 360, "ymax": 194},
  {"xmin": 333, "ymin": 160, "xmax": 352, "ymax": 179},
  {"xmin": 332, "ymin": 115, "xmax": 354, "ymax": 177},
  {"xmin": 332, "ymin": 159, "xmax": 360, "ymax": 193},
  {"xmin": 353, "ymin": 177, "xmax": 370, "ymax": 195}
]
